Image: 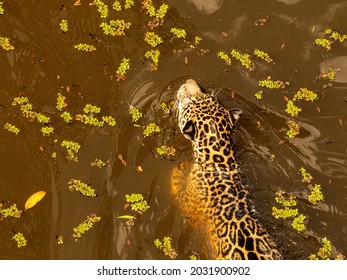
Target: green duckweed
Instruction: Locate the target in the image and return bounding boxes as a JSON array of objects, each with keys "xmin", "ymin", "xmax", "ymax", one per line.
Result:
[
  {"xmin": 285, "ymin": 100, "xmax": 302, "ymax": 117},
  {"xmin": 144, "ymin": 31, "xmax": 163, "ymax": 47},
  {"xmin": 284, "ymin": 120, "xmax": 300, "ymax": 139},
  {"xmin": 61, "ymin": 140, "xmax": 81, "ymax": 161},
  {"xmin": 4, "ymin": 122, "xmax": 20, "ymax": 135},
  {"xmin": 0, "ymin": 36, "xmax": 14, "ymax": 51},
  {"xmin": 74, "ymin": 43, "xmax": 96, "ymax": 52},
  {"xmin": 230, "ymin": 49, "xmax": 255, "ymax": 70},
  {"xmin": 59, "ymin": 19, "xmax": 69, "ymax": 33},
  {"xmin": 253, "ymin": 49, "xmax": 273, "ymax": 63},
  {"xmin": 308, "ymin": 184, "xmax": 324, "ymax": 205},
  {"xmin": 254, "ymin": 90, "xmax": 263, "ymax": 100},
  {"xmin": 144, "ymin": 49, "xmax": 160, "ymax": 71},
  {"xmin": 125, "ymin": 193, "xmax": 150, "ymax": 213},
  {"xmin": 41, "ymin": 126, "xmax": 54, "ymax": 136},
  {"xmin": 12, "ymin": 232, "xmax": 27, "ymax": 248},
  {"xmin": 154, "ymin": 236, "xmax": 177, "ymax": 259},
  {"xmin": 60, "ymin": 111, "xmax": 73, "ymax": 123},
  {"xmin": 293, "ymin": 88, "xmax": 318, "ymax": 102},
  {"xmin": 217, "ymin": 51, "xmax": 232, "ymax": 65},
  {"xmin": 116, "ymin": 58, "xmax": 130, "ymax": 81},
  {"xmin": 90, "ymin": 158, "xmax": 106, "ymax": 168},
  {"xmin": 129, "ymin": 105, "xmax": 143, "ymax": 123},
  {"xmin": 156, "ymin": 145, "xmax": 176, "ymax": 157},
  {"xmin": 170, "ymin": 27, "xmax": 187, "ymax": 39},
  {"xmin": 93, "ymin": 0, "xmax": 108, "ymax": 19},
  {"xmin": 143, "ymin": 123, "xmax": 160, "ymax": 137},
  {"xmin": 0, "ymin": 204, "xmax": 22, "ymax": 219},
  {"xmin": 73, "ymin": 214, "xmax": 101, "ymax": 241},
  {"xmin": 291, "ymin": 214, "xmax": 306, "ymax": 233},
  {"xmin": 299, "ymin": 167, "xmax": 313, "ymax": 183},
  {"xmin": 68, "ymin": 179, "xmax": 96, "ymax": 197},
  {"xmin": 0, "ymin": 2, "xmax": 4, "ymax": 15},
  {"xmin": 259, "ymin": 78, "xmax": 289, "ymax": 89}
]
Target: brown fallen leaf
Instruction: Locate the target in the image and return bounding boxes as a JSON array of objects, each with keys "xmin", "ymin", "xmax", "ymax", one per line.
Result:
[
  {"xmin": 66, "ymin": 85, "xmax": 70, "ymax": 93},
  {"xmin": 221, "ymin": 31, "xmax": 228, "ymax": 37},
  {"xmin": 184, "ymin": 56, "xmax": 188, "ymax": 66},
  {"xmin": 316, "ymin": 107, "xmax": 321, "ymax": 113},
  {"xmin": 338, "ymin": 118, "xmax": 343, "ymax": 126},
  {"xmin": 136, "ymin": 165, "xmax": 143, "ymax": 172},
  {"xmin": 24, "ymin": 191, "xmax": 46, "ymax": 211},
  {"xmin": 74, "ymin": 0, "xmax": 81, "ymax": 6},
  {"xmin": 118, "ymin": 154, "xmax": 127, "ymax": 166},
  {"xmin": 284, "ymin": 96, "xmax": 289, "ymax": 102}
]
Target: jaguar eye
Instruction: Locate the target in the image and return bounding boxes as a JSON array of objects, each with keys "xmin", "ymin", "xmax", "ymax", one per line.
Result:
[{"xmin": 181, "ymin": 120, "xmax": 196, "ymax": 141}]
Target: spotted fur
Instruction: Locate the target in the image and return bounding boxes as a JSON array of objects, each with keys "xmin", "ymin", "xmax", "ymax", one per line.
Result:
[{"xmin": 171, "ymin": 79, "xmax": 282, "ymax": 260}]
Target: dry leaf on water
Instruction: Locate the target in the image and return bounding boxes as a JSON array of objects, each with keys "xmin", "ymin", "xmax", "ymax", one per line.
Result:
[{"xmin": 24, "ymin": 191, "xmax": 46, "ymax": 211}]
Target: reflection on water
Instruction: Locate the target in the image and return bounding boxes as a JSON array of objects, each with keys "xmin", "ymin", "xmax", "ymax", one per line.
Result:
[{"xmin": 0, "ymin": 0, "xmax": 346, "ymax": 260}]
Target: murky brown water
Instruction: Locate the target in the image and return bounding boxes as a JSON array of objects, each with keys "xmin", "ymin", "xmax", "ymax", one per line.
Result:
[{"xmin": 0, "ymin": 0, "xmax": 346, "ymax": 260}]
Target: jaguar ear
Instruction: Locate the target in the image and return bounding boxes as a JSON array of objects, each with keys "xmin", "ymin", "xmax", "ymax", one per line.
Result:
[
  {"xmin": 181, "ymin": 120, "xmax": 196, "ymax": 141},
  {"xmin": 229, "ymin": 108, "xmax": 242, "ymax": 125}
]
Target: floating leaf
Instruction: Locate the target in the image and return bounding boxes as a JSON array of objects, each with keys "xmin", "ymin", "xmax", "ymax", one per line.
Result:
[
  {"xmin": 24, "ymin": 191, "xmax": 46, "ymax": 210},
  {"xmin": 117, "ymin": 215, "xmax": 136, "ymax": 219}
]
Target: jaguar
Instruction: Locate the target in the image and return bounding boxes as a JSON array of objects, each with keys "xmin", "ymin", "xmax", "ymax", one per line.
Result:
[{"xmin": 171, "ymin": 79, "xmax": 282, "ymax": 260}]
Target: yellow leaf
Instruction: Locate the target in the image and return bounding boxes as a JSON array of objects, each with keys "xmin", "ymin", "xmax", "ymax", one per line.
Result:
[{"xmin": 24, "ymin": 191, "xmax": 46, "ymax": 210}]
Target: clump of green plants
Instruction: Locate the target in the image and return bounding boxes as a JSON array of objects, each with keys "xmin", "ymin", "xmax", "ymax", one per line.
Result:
[
  {"xmin": 272, "ymin": 190, "xmax": 307, "ymax": 233},
  {"xmin": 309, "ymin": 237, "xmax": 344, "ymax": 260},
  {"xmin": 74, "ymin": 43, "xmax": 96, "ymax": 52},
  {"xmin": 68, "ymin": 179, "xmax": 96, "ymax": 197},
  {"xmin": 283, "ymin": 120, "xmax": 300, "ymax": 139},
  {"xmin": 36, "ymin": 113, "xmax": 51, "ymax": 124},
  {"xmin": 254, "ymin": 90, "xmax": 263, "ymax": 100},
  {"xmin": 154, "ymin": 236, "xmax": 178, "ymax": 259},
  {"xmin": 59, "ymin": 19, "xmax": 68, "ymax": 33},
  {"xmin": 41, "ymin": 126, "xmax": 54, "ymax": 136},
  {"xmin": 129, "ymin": 105, "xmax": 143, "ymax": 122},
  {"xmin": 143, "ymin": 123, "xmax": 160, "ymax": 137},
  {"xmin": 73, "ymin": 214, "xmax": 101, "ymax": 242},
  {"xmin": 12, "ymin": 232, "xmax": 27, "ymax": 248},
  {"xmin": 0, "ymin": 204, "xmax": 22, "ymax": 219},
  {"xmin": 293, "ymin": 88, "xmax": 318, "ymax": 102},
  {"xmin": 259, "ymin": 78, "xmax": 289, "ymax": 89},
  {"xmin": 230, "ymin": 49, "xmax": 255, "ymax": 70},
  {"xmin": 0, "ymin": 2, "xmax": 4, "ymax": 15},
  {"xmin": 308, "ymin": 184, "xmax": 324, "ymax": 205},
  {"xmin": 285, "ymin": 100, "xmax": 302, "ymax": 117},
  {"xmin": 144, "ymin": 31, "xmax": 163, "ymax": 47},
  {"xmin": 61, "ymin": 140, "xmax": 81, "ymax": 161},
  {"xmin": 60, "ymin": 111, "xmax": 73, "ymax": 123},
  {"xmin": 90, "ymin": 158, "xmax": 106, "ymax": 168},
  {"xmin": 12, "ymin": 96, "xmax": 36, "ymax": 119},
  {"xmin": 116, "ymin": 57, "xmax": 130, "ymax": 80},
  {"xmin": 93, "ymin": 0, "xmax": 108, "ymax": 19},
  {"xmin": 299, "ymin": 167, "xmax": 313, "ymax": 183},
  {"xmin": 4, "ymin": 122, "xmax": 20, "ymax": 135},
  {"xmin": 170, "ymin": 27, "xmax": 187, "ymax": 39},
  {"xmin": 142, "ymin": 0, "xmax": 169, "ymax": 27},
  {"xmin": 76, "ymin": 104, "xmax": 116, "ymax": 127},
  {"xmin": 100, "ymin": 19, "xmax": 132, "ymax": 36},
  {"xmin": 253, "ymin": 49, "xmax": 273, "ymax": 64},
  {"xmin": 217, "ymin": 51, "xmax": 232, "ymax": 65},
  {"xmin": 314, "ymin": 28, "xmax": 347, "ymax": 50},
  {"xmin": 314, "ymin": 67, "xmax": 339, "ymax": 81},
  {"xmin": 156, "ymin": 145, "xmax": 176, "ymax": 157},
  {"xmin": 125, "ymin": 193, "xmax": 150, "ymax": 213},
  {"xmin": 0, "ymin": 36, "xmax": 14, "ymax": 51},
  {"xmin": 57, "ymin": 235, "xmax": 64, "ymax": 245},
  {"xmin": 144, "ymin": 49, "xmax": 160, "ymax": 71},
  {"xmin": 112, "ymin": 1, "xmax": 122, "ymax": 11},
  {"xmin": 56, "ymin": 93, "xmax": 67, "ymax": 111}
]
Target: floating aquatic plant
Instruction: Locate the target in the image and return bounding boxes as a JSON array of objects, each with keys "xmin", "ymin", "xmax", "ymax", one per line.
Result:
[
  {"xmin": 56, "ymin": 93, "xmax": 67, "ymax": 111},
  {"xmin": 154, "ymin": 236, "xmax": 177, "ymax": 259},
  {"xmin": 61, "ymin": 140, "xmax": 81, "ymax": 161},
  {"xmin": 102, "ymin": 116, "xmax": 116, "ymax": 126},
  {"xmin": 0, "ymin": 2, "xmax": 4, "ymax": 15},
  {"xmin": 73, "ymin": 214, "xmax": 101, "ymax": 242},
  {"xmin": 299, "ymin": 167, "xmax": 313, "ymax": 183},
  {"xmin": 284, "ymin": 120, "xmax": 300, "ymax": 139},
  {"xmin": 170, "ymin": 27, "xmax": 187, "ymax": 39},
  {"xmin": 57, "ymin": 235, "xmax": 64, "ymax": 245},
  {"xmin": 143, "ymin": 123, "xmax": 160, "ymax": 137},
  {"xmin": 125, "ymin": 193, "xmax": 150, "ymax": 213},
  {"xmin": 144, "ymin": 31, "xmax": 163, "ymax": 47},
  {"xmin": 4, "ymin": 122, "xmax": 20, "ymax": 135},
  {"xmin": 41, "ymin": 126, "xmax": 54, "ymax": 136},
  {"xmin": 0, "ymin": 36, "xmax": 14, "ymax": 51},
  {"xmin": 100, "ymin": 19, "xmax": 132, "ymax": 36},
  {"xmin": 230, "ymin": 49, "xmax": 255, "ymax": 70},
  {"xmin": 314, "ymin": 38, "xmax": 332, "ymax": 51},
  {"xmin": 291, "ymin": 214, "xmax": 306, "ymax": 233},
  {"xmin": 314, "ymin": 67, "xmax": 338, "ymax": 81},
  {"xmin": 116, "ymin": 57, "xmax": 130, "ymax": 80},
  {"xmin": 12, "ymin": 232, "xmax": 27, "ymax": 248},
  {"xmin": 254, "ymin": 90, "xmax": 263, "ymax": 100},
  {"xmin": 83, "ymin": 104, "xmax": 101, "ymax": 115},
  {"xmin": 314, "ymin": 28, "xmax": 347, "ymax": 50},
  {"xmin": 156, "ymin": 145, "xmax": 176, "ymax": 157},
  {"xmin": 253, "ymin": 49, "xmax": 273, "ymax": 64},
  {"xmin": 60, "ymin": 111, "xmax": 73, "ymax": 123},
  {"xmin": 129, "ymin": 105, "xmax": 143, "ymax": 122},
  {"xmin": 0, "ymin": 204, "xmax": 22, "ymax": 219},
  {"xmin": 285, "ymin": 100, "xmax": 302, "ymax": 117},
  {"xmin": 12, "ymin": 96, "xmax": 36, "ymax": 119},
  {"xmin": 112, "ymin": 1, "xmax": 122, "ymax": 11},
  {"xmin": 68, "ymin": 179, "xmax": 96, "ymax": 197},
  {"xmin": 93, "ymin": 0, "xmax": 109, "ymax": 19},
  {"xmin": 310, "ymin": 237, "xmax": 332, "ymax": 260},
  {"xmin": 293, "ymin": 88, "xmax": 318, "ymax": 102},
  {"xmin": 217, "ymin": 51, "xmax": 232, "ymax": 65},
  {"xmin": 190, "ymin": 255, "xmax": 198, "ymax": 260},
  {"xmin": 90, "ymin": 158, "xmax": 106, "ymax": 168},
  {"xmin": 259, "ymin": 78, "xmax": 289, "ymax": 89},
  {"xmin": 308, "ymin": 184, "xmax": 324, "ymax": 205},
  {"xmin": 36, "ymin": 113, "xmax": 50, "ymax": 124},
  {"xmin": 74, "ymin": 43, "xmax": 96, "ymax": 52},
  {"xmin": 144, "ymin": 49, "xmax": 160, "ymax": 71},
  {"xmin": 59, "ymin": 19, "xmax": 69, "ymax": 33}
]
